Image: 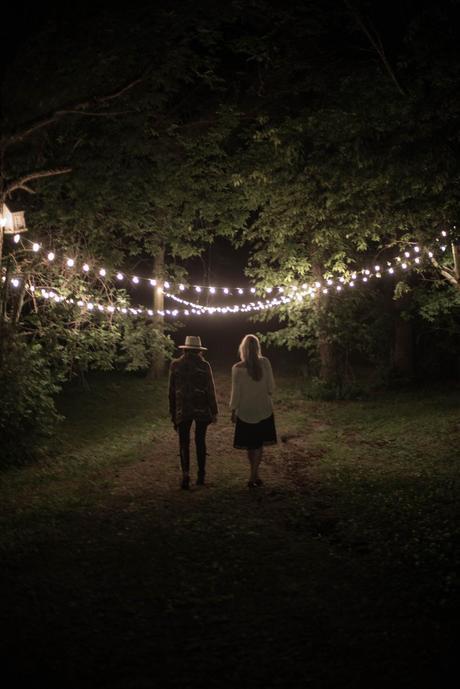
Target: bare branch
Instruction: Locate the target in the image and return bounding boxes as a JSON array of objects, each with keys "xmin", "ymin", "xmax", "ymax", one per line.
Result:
[
  {"xmin": 6, "ymin": 167, "xmax": 72, "ymax": 196},
  {"xmin": 1, "ymin": 75, "xmax": 144, "ymax": 151},
  {"xmin": 429, "ymin": 255, "xmax": 459, "ymax": 289},
  {"xmin": 17, "ymin": 185, "xmax": 37, "ymax": 195},
  {"xmin": 344, "ymin": 1, "xmax": 406, "ymax": 96}
]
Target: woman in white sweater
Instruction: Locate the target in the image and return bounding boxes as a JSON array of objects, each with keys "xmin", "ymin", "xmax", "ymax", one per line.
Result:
[{"xmin": 230, "ymin": 334, "xmax": 277, "ymax": 487}]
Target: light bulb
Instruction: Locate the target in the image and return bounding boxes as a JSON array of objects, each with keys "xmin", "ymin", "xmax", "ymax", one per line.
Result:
[
  {"xmin": 32, "ymin": 243, "xmax": 40, "ymax": 252},
  {"xmin": 164, "ymin": 281, "xmax": 170, "ymax": 289},
  {"xmin": 47, "ymin": 252, "xmax": 55, "ymax": 261},
  {"xmin": 179, "ymin": 284, "xmax": 185, "ymax": 291},
  {"xmin": 82, "ymin": 263, "xmax": 90, "ymax": 272},
  {"xmin": 132, "ymin": 276, "xmax": 139, "ymax": 284},
  {"xmin": 210, "ymin": 287, "xmax": 216, "ymax": 294},
  {"xmin": 117, "ymin": 273, "xmax": 124, "ymax": 280},
  {"xmin": 99, "ymin": 268, "xmax": 106, "ymax": 277},
  {"xmin": 13, "ymin": 234, "xmax": 20, "ymax": 243},
  {"xmin": 195, "ymin": 286, "xmax": 202, "ymax": 292},
  {"xmin": 250, "ymin": 287, "xmax": 256, "ymax": 293},
  {"xmin": 66, "ymin": 258, "xmax": 74, "ymax": 267}
]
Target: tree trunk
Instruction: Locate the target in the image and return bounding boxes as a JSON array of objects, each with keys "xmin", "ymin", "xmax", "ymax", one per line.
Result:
[
  {"xmin": 318, "ymin": 337, "xmax": 337, "ymax": 382},
  {"xmin": 313, "ymin": 263, "xmax": 339, "ymax": 383},
  {"xmin": 391, "ymin": 294, "xmax": 415, "ymax": 379},
  {"xmin": 149, "ymin": 246, "xmax": 166, "ymax": 379}
]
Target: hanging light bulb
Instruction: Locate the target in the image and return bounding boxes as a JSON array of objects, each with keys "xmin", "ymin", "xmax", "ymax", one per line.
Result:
[
  {"xmin": 82, "ymin": 263, "xmax": 90, "ymax": 272},
  {"xmin": 99, "ymin": 268, "xmax": 106, "ymax": 277},
  {"xmin": 179, "ymin": 284, "xmax": 185, "ymax": 291},
  {"xmin": 117, "ymin": 272, "xmax": 124, "ymax": 280},
  {"xmin": 132, "ymin": 276, "xmax": 139, "ymax": 284},
  {"xmin": 164, "ymin": 281, "xmax": 170, "ymax": 289},
  {"xmin": 210, "ymin": 287, "xmax": 216, "ymax": 294},
  {"xmin": 149, "ymin": 278, "xmax": 156, "ymax": 286},
  {"xmin": 13, "ymin": 234, "xmax": 21, "ymax": 243},
  {"xmin": 32, "ymin": 243, "xmax": 40, "ymax": 252},
  {"xmin": 47, "ymin": 252, "xmax": 55, "ymax": 261},
  {"xmin": 66, "ymin": 258, "xmax": 75, "ymax": 267}
]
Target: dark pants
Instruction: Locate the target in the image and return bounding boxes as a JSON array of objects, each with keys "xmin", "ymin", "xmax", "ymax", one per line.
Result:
[{"xmin": 178, "ymin": 418, "xmax": 209, "ymax": 477}]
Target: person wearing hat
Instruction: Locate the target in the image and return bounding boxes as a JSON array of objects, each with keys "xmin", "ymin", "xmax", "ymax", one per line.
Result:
[{"xmin": 168, "ymin": 336, "xmax": 218, "ymax": 489}]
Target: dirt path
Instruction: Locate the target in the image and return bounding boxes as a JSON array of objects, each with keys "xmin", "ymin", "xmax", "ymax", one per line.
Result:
[{"xmin": 1, "ymin": 372, "xmax": 450, "ymax": 689}]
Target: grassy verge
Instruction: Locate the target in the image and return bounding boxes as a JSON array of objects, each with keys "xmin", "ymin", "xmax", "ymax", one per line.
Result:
[{"xmin": 0, "ymin": 372, "xmax": 459, "ymax": 688}]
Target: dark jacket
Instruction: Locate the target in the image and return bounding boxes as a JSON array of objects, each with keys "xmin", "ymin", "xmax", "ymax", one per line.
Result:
[{"xmin": 168, "ymin": 353, "xmax": 218, "ymax": 425}]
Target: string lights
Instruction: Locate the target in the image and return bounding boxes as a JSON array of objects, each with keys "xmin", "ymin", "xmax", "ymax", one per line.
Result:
[{"xmin": 2, "ymin": 229, "xmax": 456, "ymax": 318}]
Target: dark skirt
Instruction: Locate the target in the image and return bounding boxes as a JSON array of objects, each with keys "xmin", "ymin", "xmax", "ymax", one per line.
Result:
[{"xmin": 234, "ymin": 414, "xmax": 277, "ymax": 450}]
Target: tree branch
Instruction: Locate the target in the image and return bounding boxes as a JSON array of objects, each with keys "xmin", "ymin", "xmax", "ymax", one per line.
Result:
[
  {"xmin": 1, "ymin": 75, "xmax": 144, "ymax": 151},
  {"xmin": 344, "ymin": 1, "xmax": 406, "ymax": 96},
  {"xmin": 5, "ymin": 167, "xmax": 72, "ymax": 196},
  {"xmin": 429, "ymin": 255, "xmax": 459, "ymax": 289}
]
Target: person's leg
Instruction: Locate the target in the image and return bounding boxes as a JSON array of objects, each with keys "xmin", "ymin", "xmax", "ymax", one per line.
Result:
[
  {"xmin": 178, "ymin": 419, "xmax": 193, "ymax": 489},
  {"xmin": 253, "ymin": 446, "xmax": 263, "ymax": 484},
  {"xmin": 247, "ymin": 446, "xmax": 263, "ymax": 486},
  {"xmin": 195, "ymin": 419, "xmax": 209, "ymax": 484}
]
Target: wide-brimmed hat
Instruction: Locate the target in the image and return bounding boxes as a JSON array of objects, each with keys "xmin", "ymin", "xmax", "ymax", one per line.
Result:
[{"xmin": 178, "ymin": 335, "xmax": 207, "ymax": 351}]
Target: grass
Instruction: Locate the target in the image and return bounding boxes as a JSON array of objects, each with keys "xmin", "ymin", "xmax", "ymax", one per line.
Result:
[{"xmin": 0, "ymin": 370, "xmax": 459, "ymax": 689}]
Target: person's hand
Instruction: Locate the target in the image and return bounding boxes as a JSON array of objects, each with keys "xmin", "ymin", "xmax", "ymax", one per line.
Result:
[
  {"xmin": 231, "ymin": 410, "xmax": 236, "ymax": 424},
  {"xmin": 211, "ymin": 415, "xmax": 218, "ymax": 424}
]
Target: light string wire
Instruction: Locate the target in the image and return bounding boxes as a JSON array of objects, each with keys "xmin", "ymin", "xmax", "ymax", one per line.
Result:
[
  {"xmin": 1, "ymin": 229, "xmax": 456, "ymax": 318},
  {"xmin": 3, "ymin": 229, "xmax": 454, "ymax": 296}
]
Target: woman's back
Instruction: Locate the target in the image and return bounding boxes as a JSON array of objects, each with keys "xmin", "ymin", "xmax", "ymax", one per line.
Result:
[{"xmin": 230, "ymin": 356, "xmax": 275, "ymax": 423}]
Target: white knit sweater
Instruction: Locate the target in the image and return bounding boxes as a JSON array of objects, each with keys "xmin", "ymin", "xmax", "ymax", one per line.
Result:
[{"xmin": 229, "ymin": 357, "xmax": 275, "ymax": 423}]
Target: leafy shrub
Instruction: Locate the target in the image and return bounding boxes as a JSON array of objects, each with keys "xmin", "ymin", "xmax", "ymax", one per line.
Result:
[
  {"xmin": 0, "ymin": 331, "xmax": 63, "ymax": 464},
  {"xmin": 302, "ymin": 376, "xmax": 367, "ymax": 401}
]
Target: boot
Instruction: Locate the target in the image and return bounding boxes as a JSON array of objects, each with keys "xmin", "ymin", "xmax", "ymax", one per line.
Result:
[
  {"xmin": 180, "ymin": 446, "xmax": 190, "ymax": 490},
  {"xmin": 181, "ymin": 474, "xmax": 190, "ymax": 490}
]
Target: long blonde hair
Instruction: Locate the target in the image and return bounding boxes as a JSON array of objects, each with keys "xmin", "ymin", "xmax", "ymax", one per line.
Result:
[{"xmin": 238, "ymin": 334, "xmax": 263, "ymax": 381}]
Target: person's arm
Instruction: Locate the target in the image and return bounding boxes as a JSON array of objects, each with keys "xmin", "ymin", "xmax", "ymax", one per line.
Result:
[
  {"xmin": 168, "ymin": 364, "xmax": 176, "ymax": 426},
  {"xmin": 229, "ymin": 366, "xmax": 240, "ymax": 421},
  {"xmin": 207, "ymin": 363, "xmax": 218, "ymax": 420},
  {"xmin": 265, "ymin": 358, "xmax": 275, "ymax": 395}
]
